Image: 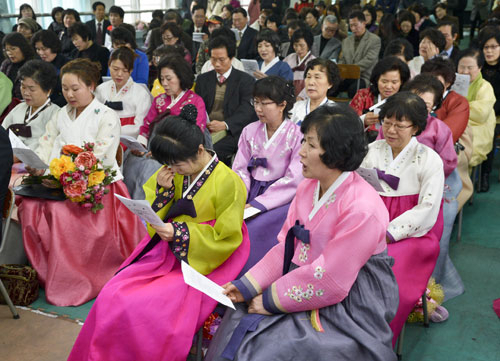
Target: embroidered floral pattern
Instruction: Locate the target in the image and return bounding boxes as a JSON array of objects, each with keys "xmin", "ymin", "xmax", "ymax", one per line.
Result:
[
  {"xmin": 325, "ymin": 193, "xmax": 336, "ymax": 208},
  {"xmin": 170, "ymin": 221, "xmax": 189, "ymax": 262},
  {"xmin": 298, "ymin": 242, "xmax": 310, "ymax": 263},
  {"xmin": 313, "ymin": 266, "xmax": 325, "ymax": 280},
  {"xmin": 151, "ymin": 183, "xmax": 176, "ymax": 212},
  {"xmin": 284, "ymin": 283, "xmax": 325, "ymax": 303}
]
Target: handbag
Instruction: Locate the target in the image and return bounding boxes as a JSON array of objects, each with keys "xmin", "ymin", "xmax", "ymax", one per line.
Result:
[{"xmin": 0, "ymin": 264, "xmax": 39, "ymax": 306}]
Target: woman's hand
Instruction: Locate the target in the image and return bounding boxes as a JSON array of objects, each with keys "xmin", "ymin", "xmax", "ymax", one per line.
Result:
[
  {"xmin": 426, "ymin": 43, "xmax": 440, "ymax": 59},
  {"xmin": 157, "ymin": 166, "xmax": 175, "ymax": 189},
  {"xmin": 207, "ymin": 120, "xmax": 227, "ymax": 133},
  {"xmin": 150, "ymin": 222, "xmax": 174, "ymax": 241},
  {"xmin": 253, "ymin": 70, "xmax": 268, "ymax": 80},
  {"xmin": 364, "ymin": 112, "xmax": 379, "ymax": 127},
  {"xmin": 25, "ymin": 166, "xmax": 45, "ymax": 176},
  {"xmin": 244, "ymin": 204, "xmax": 252, "ymax": 209},
  {"xmin": 13, "ymin": 155, "xmax": 21, "ymax": 163},
  {"xmin": 131, "ymin": 149, "xmax": 151, "ymax": 157},
  {"xmin": 222, "ymin": 282, "xmax": 245, "ymax": 303},
  {"xmin": 248, "ymin": 295, "xmax": 272, "ymax": 315}
]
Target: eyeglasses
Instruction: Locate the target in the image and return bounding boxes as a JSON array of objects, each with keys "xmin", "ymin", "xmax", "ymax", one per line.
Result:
[
  {"xmin": 251, "ymin": 99, "xmax": 275, "ymax": 107},
  {"xmin": 484, "ymin": 44, "xmax": 500, "ymax": 51},
  {"xmin": 162, "ymin": 35, "xmax": 175, "ymax": 41},
  {"xmin": 210, "ymin": 57, "xmax": 229, "ymax": 64},
  {"xmin": 382, "ymin": 121, "xmax": 413, "ymax": 131}
]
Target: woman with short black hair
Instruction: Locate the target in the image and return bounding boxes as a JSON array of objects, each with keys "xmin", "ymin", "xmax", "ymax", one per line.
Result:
[
  {"xmin": 69, "ymin": 22, "xmax": 110, "ymax": 76},
  {"xmin": 408, "ymin": 28, "xmax": 447, "ymax": 75},
  {"xmin": 284, "ymin": 28, "xmax": 316, "ymax": 97},
  {"xmin": 159, "ymin": 22, "xmax": 192, "ymax": 65},
  {"xmin": 59, "ymin": 8, "xmax": 81, "ymax": 57},
  {"xmin": 254, "ymin": 29, "xmax": 293, "ymax": 81},
  {"xmin": 206, "ymin": 103, "xmax": 399, "ymax": 361},
  {"xmin": 48, "ymin": 6, "xmax": 65, "ymax": 34}
]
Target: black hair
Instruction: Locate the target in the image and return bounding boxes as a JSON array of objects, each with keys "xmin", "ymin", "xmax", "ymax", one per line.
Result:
[
  {"xmin": 92, "ymin": 1, "xmax": 105, "ymax": 11},
  {"xmin": 479, "ymin": 26, "xmax": 500, "ymax": 50},
  {"xmin": 291, "ymin": 28, "xmax": 314, "ymax": 50},
  {"xmin": 362, "ymin": 4, "xmax": 377, "ymax": 27},
  {"xmin": 283, "ymin": 11, "xmax": 299, "ymax": 24},
  {"xmin": 349, "ymin": 10, "xmax": 366, "ymax": 22},
  {"xmin": 287, "ymin": 19, "xmax": 306, "ymax": 32},
  {"xmin": 305, "ymin": 8, "xmax": 320, "ymax": 20},
  {"xmin": 68, "ymin": 22, "xmax": 92, "ymax": 42},
  {"xmin": 438, "ymin": 20, "xmax": 458, "ymax": 36},
  {"xmin": 109, "ymin": 46, "xmax": 137, "ymax": 71},
  {"xmin": 265, "ymin": 14, "xmax": 281, "ymax": 27},
  {"xmin": 222, "ymin": 4, "xmax": 234, "ymax": 13},
  {"xmin": 420, "ymin": 28, "xmax": 447, "ymax": 53},
  {"xmin": 408, "ymin": 3, "xmax": 429, "ymax": 18},
  {"xmin": 398, "ymin": 10, "xmax": 416, "ymax": 27},
  {"xmin": 150, "ymin": 112, "xmax": 205, "ymax": 165},
  {"xmin": 119, "ymin": 23, "xmax": 136, "ymax": 38},
  {"xmin": 111, "ymin": 26, "xmax": 137, "ymax": 49},
  {"xmin": 304, "ymin": 58, "xmax": 341, "ymax": 94},
  {"xmin": 18, "ymin": 59, "xmax": 57, "ymax": 93},
  {"xmin": 233, "ymin": 7, "xmax": 248, "ymax": 18},
  {"xmin": 62, "ymin": 9, "xmax": 81, "ymax": 23},
  {"xmin": 403, "ymin": 73, "xmax": 444, "ymax": 111},
  {"xmin": 300, "ymin": 103, "xmax": 368, "ymax": 171},
  {"xmin": 255, "ymin": 29, "xmax": 281, "ymax": 56},
  {"xmin": 253, "ymin": 76, "xmax": 296, "ymax": 119},
  {"xmin": 31, "ymin": 30, "xmax": 61, "ymax": 54},
  {"xmin": 458, "ymin": 47, "xmax": 485, "ymax": 68},
  {"xmin": 51, "ymin": 7, "xmax": 64, "ymax": 22},
  {"xmin": 19, "ymin": 3, "xmax": 35, "ymax": 20},
  {"xmin": 164, "ymin": 10, "xmax": 182, "ymax": 25},
  {"xmin": 209, "ymin": 34, "xmax": 236, "ymax": 59},
  {"xmin": 192, "ymin": 4, "xmax": 206, "ymax": 14},
  {"xmin": 160, "ymin": 22, "xmax": 182, "ymax": 40},
  {"xmin": 378, "ymin": 13, "xmax": 399, "ymax": 40},
  {"xmin": 369, "ymin": 57, "xmax": 410, "ymax": 96},
  {"xmin": 153, "ymin": 44, "xmax": 186, "ymax": 61},
  {"xmin": 2, "ymin": 32, "xmax": 35, "ymax": 61},
  {"xmin": 434, "ymin": 3, "xmax": 447, "ymax": 12},
  {"xmin": 379, "ymin": 92, "xmax": 428, "ymax": 135},
  {"xmin": 157, "ymin": 55, "xmax": 194, "ymax": 90},
  {"xmin": 383, "ymin": 38, "xmax": 414, "ymax": 61},
  {"xmin": 109, "ymin": 6, "xmax": 125, "ymax": 19},
  {"xmin": 152, "ymin": 10, "xmax": 164, "ymax": 19},
  {"xmin": 421, "ymin": 56, "xmax": 456, "ymax": 89}
]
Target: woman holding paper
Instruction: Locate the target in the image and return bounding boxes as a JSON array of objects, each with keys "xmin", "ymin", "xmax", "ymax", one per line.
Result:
[
  {"xmin": 205, "ymin": 103, "xmax": 398, "ymax": 361},
  {"xmin": 232, "ymin": 76, "xmax": 303, "ymax": 276},
  {"xmin": 68, "ymin": 106, "xmax": 250, "ymax": 361},
  {"xmin": 253, "ymin": 29, "xmax": 293, "ymax": 81},
  {"xmin": 17, "ymin": 58, "xmax": 146, "ymax": 306},
  {"xmin": 350, "ymin": 57, "xmax": 411, "ymax": 135},
  {"xmin": 360, "ymin": 92, "xmax": 444, "ymax": 343},
  {"xmin": 2, "ymin": 60, "xmax": 59, "ymax": 151},
  {"xmin": 95, "ymin": 46, "xmax": 152, "ymax": 139}
]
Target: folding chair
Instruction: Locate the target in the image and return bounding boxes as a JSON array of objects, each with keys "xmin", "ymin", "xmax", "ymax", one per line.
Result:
[
  {"xmin": 0, "ymin": 188, "xmax": 20, "ymax": 319},
  {"xmin": 395, "ymin": 293, "xmax": 429, "ymax": 360},
  {"xmin": 331, "ymin": 64, "xmax": 361, "ymax": 103}
]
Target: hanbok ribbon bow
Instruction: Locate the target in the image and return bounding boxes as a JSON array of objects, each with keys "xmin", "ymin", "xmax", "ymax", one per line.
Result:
[
  {"xmin": 8, "ymin": 123, "xmax": 32, "ymax": 138},
  {"xmin": 283, "ymin": 220, "xmax": 310, "ymax": 275},
  {"xmin": 247, "ymin": 157, "xmax": 268, "ymax": 171},
  {"xmin": 221, "ymin": 313, "xmax": 267, "ymax": 360},
  {"xmin": 105, "ymin": 101, "xmax": 124, "ymax": 111},
  {"xmin": 375, "ymin": 168, "xmax": 400, "ymax": 190},
  {"xmin": 164, "ymin": 198, "xmax": 197, "ymax": 220}
]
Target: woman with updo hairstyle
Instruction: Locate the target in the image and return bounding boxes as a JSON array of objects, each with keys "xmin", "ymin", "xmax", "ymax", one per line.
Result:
[
  {"xmin": 2, "ymin": 60, "xmax": 59, "ymax": 151},
  {"xmin": 95, "ymin": 46, "xmax": 152, "ymax": 139},
  {"xmin": 1, "ymin": 32, "xmax": 35, "ymax": 99},
  {"xmin": 17, "ymin": 58, "xmax": 146, "ymax": 307},
  {"xmin": 361, "ymin": 92, "xmax": 445, "ymax": 344},
  {"xmin": 232, "ymin": 76, "xmax": 302, "ymax": 275},
  {"xmin": 206, "ymin": 103, "xmax": 398, "ymax": 361},
  {"xmin": 290, "ymin": 58, "xmax": 340, "ymax": 124},
  {"xmin": 69, "ymin": 105, "xmax": 250, "ymax": 361},
  {"xmin": 254, "ymin": 29, "xmax": 293, "ymax": 81}
]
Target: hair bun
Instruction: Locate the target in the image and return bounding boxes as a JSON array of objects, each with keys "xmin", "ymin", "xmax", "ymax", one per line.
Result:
[{"xmin": 179, "ymin": 104, "xmax": 198, "ymax": 124}]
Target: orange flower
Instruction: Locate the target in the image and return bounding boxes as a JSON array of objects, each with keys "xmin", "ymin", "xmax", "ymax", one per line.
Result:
[{"xmin": 62, "ymin": 144, "xmax": 84, "ymax": 156}]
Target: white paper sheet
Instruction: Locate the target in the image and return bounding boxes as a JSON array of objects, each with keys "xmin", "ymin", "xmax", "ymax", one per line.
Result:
[
  {"xmin": 231, "ymin": 28, "xmax": 241, "ymax": 41},
  {"xmin": 10, "ymin": 131, "xmax": 49, "ymax": 169},
  {"xmin": 192, "ymin": 32, "xmax": 204, "ymax": 43},
  {"xmin": 115, "ymin": 194, "xmax": 164, "ymax": 226},
  {"xmin": 120, "ymin": 135, "xmax": 148, "ymax": 153},
  {"xmin": 8, "ymin": 130, "xmax": 29, "ymax": 149},
  {"xmin": 356, "ymin": 167, "xmax": 385, "ymax": 192},
  {"xmin": 451, "ymin": 73, "xmax": 470, "ymax": 97},
  {"xmin": 102, "ymin": 76, "xmax": 112, "ymax": 82},
  {"xmin": 181, "ymin": 261, "xmax": 235, "ymax": 309},
  {"xmin": 241, "ymin": 59, "xmax": 259, "ymax": 77},
  {"xmin": 243, "ymin": 206, "xmax": 261, "ymax": 220}
]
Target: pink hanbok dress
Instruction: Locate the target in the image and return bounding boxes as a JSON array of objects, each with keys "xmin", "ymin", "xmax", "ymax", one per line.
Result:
[
  {"xmin": 205, "ymin": 173, "xmax": 399, "ymax": 361},
  {"xmin": 361, "ymin": 137, "xmax": 445, "ymax": 343},
  {"xmin": 232, "ymin": 120, "xmax": 303, "ymax": 276}
]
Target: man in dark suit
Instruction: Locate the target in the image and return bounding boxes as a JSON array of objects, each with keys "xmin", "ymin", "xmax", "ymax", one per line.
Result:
[
  {"xmin": 311, "ymin": 15, "xmax": 342, "ymax": 62},
  {"xmin": 195, "ymin": 36, "xmax": 257, "ymax": 165},
  {"xmin": 187, "ymin": 5, "xmax": 210, "ymax": 63},
  {"xmin": 85, "ymin": 2, "xmax": 110, "ymax": 46},
  {"xmin": 438, "ymin": 21, "xmax": 460, "ymax": 65},
  {"xmin": 0, "ymin": 127, "xmax": 13, "ymax": 237},
  {"xmin": 232, "ymin": 7, "xmax": 258, "ymax": 60}
]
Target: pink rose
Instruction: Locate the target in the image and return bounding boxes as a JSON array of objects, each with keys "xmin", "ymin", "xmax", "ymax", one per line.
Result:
[
  {"xmin": 60, "ymin": 172, "xmax": 72, "ymax": 186},
  {"xmin": 74, "ymin": 151, "xmax": 97, "ymax": 169},
  {"xmin": 63, "ymin": 179, "xmax": 88, "ymax": 198},
  {"xmin": 72, "ymin": 171, "xmax": 83, "ymax": 180}
]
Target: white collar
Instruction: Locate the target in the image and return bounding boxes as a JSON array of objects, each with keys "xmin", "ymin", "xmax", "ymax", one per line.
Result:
[
  {"xmin": 388, "ymin": 137, "xmax": 417, "ymax": 169},
  {"xmin": 183, "ymin": 152, "xmax": 217, "ymax": 198},
  {"xmin": 260, "ymin": 57, "xmax": 280, "ymax": 74},
  {"xmin": 218, "ymin": 66, "xmax": 232, "ymax": 80},
  {"xmin": 167, "ymin": 90, "xmax": 186, "ymax": 110},
  {"xmin": 309, "ymin": 172, "xmax": 350, "ymax": 220},
  {"xmin": 263, "ymin": 119, "xmax": 288, "ymax": 149},
  {"xmin": 26, "ymin": 98, "xmax": 51, "ymax": 123},
  {"xmin": 111, "ymin": 77, "xmax": 133, "ymax": 99},
  {"xmin": 297, "ymin": 51, "xmax": 311, "ymax": 67},
  {"xmin": 306, "ymin": 97, "xmax": 329, "ymax": 115}
]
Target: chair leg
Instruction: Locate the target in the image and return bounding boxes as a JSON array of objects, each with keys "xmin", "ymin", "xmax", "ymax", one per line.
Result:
[
  {"xmin": 422, "ymin": 293, "xmax": 429, "ymax": 328},
  {"xmin": 0, "ymin": 279, "xmax": 19, "ymax": 319},
  {"xmin": 456, "ymin": 208, "xmax": 463, "ymax": 242},
  {"xmin": 396, "ymin": 323, "xmax": 405, "ymax": 360},
  {"xmin": 196, "ymin": 327, "xmax": 203, "ymax": 361}
]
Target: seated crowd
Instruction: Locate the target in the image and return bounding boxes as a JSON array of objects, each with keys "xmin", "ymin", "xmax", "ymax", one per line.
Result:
[{"xmin": 1, "ymin": 0, "xmax": 499, "ymax": 360}]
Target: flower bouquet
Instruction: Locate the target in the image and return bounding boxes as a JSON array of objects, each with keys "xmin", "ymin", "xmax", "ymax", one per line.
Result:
[{"xmin": 22, "ymin": 143, "xmax": 116, "ymax": 213}]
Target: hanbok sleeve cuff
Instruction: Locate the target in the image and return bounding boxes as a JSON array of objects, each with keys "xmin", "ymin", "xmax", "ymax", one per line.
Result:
[
  {"xmin": 232, "ymin": 273, "xmax": 263, "ymax": 302},
  {"xmin": 169, "ymin": 221, "xmax": 190, "ymax": 262},
  {"xmin": 386, "ymin": 230, "xmax": 396, "ymax": 244},
  {"xmin": 262, "ymin": 284, "xmax": 286, "ymax": 314},
  {"xmin": 249, "ymin": 199, "xmax": 267, "ymax": 212}
]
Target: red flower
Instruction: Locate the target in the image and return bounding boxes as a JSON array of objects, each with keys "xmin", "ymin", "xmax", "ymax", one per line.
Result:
[
  {"xmin": 63, "ymin": 179, "xmax": 88, "ymax": 198},
  {"xmin": 75, "ymin": 151, "xmax": 97, "ymax": 169}
]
